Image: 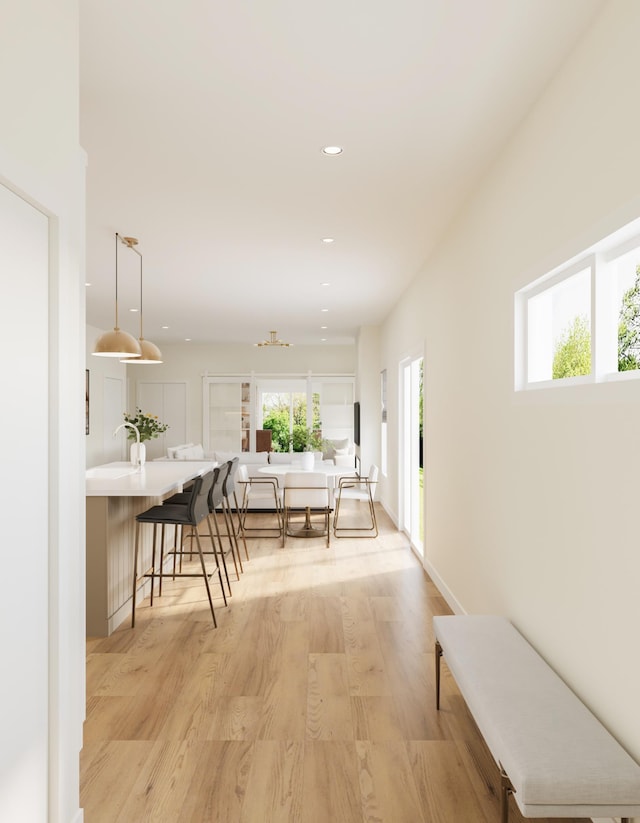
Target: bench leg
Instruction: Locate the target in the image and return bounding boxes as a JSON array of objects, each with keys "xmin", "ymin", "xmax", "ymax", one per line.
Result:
[
  {"xmin": 500, "ymin": 768, "xmax": 513, "ymax": 823},
  {"xmin": 435, "ymin": 640, "xmax": 443, "ymax": 710}
]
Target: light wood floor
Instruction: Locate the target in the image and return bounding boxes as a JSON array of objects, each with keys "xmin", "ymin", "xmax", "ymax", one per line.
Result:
[{"xmin": 81, "ymin": 504, "xmax": 590, "ymax": 823}]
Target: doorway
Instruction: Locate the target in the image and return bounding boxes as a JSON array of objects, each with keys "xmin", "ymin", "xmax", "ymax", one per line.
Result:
[{"xmin": 400, "ymin": 354, "xmax": 424, "ymax": 556}]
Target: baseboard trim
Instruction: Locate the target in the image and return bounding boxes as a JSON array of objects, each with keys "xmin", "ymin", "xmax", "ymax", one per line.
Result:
[{"xmin": 423, "ymin": 557, "xmax": 465, "ymax": 616}]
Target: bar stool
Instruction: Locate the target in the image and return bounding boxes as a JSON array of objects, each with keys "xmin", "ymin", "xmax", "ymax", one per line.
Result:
[
  {"xmin": 165, "ymin": 465, "xmax": 234, "ymax": 596},
  {"xmin": 212, "ymin": 457, "xmax": 246, "ymax": 579},
  {"xmin": 131, "ymin": 470, "xmax": 226, "ymax": 627},
  {"xmin": 222, "ymin": 458, "xmax": 249, "ymax": 563}
]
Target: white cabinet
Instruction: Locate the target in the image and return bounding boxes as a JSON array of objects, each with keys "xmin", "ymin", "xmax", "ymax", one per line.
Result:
[
  {"xmin": 136, "ymin": 381, "xmax": 188, "ymax": 459},
  {"xmin": 204, "ymin": 378, "xmax": 251, "ymax": 452}
]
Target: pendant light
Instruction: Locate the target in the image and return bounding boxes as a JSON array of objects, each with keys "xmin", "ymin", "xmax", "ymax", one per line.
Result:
[
  {"xmin": 119, "ymin": 236, "xmax": 163, "ymax": 364},
  {"xmin": 93, "ymin": 233, "xmax": 142, "ymax": 358}
]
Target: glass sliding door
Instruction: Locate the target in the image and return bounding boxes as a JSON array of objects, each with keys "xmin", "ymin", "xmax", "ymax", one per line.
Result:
[
  {"xmin": 257, "ymin": 376, "xmax": 354, "ymax": 452},
  {"xmin": 258, "ymin": 382, "xmax": 307, "ymax": 452},
  {"xmin": 203, "ymin": 374, "xmax": 355, "ymax": 454}
]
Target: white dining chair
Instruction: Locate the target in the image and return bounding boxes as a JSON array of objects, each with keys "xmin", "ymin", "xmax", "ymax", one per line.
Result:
[
  {"xmin": 333, "ymin": 464, "xmax": 379, "ymax": 538},
  {"xmin": 282, "ymin": 471, "xmax": 331, "ymax": 547},
  {"xmin": 235, "ymin": 463, "xmax": 283, "ymax": 538}
]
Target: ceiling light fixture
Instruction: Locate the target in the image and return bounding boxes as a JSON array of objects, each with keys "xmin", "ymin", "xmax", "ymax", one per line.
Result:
[
  {"xmin": 119, "ymin": 236, "xmax": 163, "ymax": 364},
  {"xmin": 322, "ymin": 145, "xmax": 343, "ymax": 156},
  {"xmin": 93, "ymin": 233, "xmax": 142, "ymax": 358},
  {"xmin": 322, "ymin": 237, "xmax": 335, "ymax": 244},
  {"xmin": 255, "ymin": 330, "xmax": 291, "ymax": 348}
]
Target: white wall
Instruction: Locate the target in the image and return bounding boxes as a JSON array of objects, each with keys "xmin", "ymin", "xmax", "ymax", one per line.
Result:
[
  {"xmin": 355, "ymin": 326, "xmax": 382, "ymax": 481},
  {"xmin": 379, "ymin": 0, "xmax": 640, "ymax": 774},
  {"xmin": 0, "ymin": 1, "xmax": 85, "ymax": 822},
  {"xmin": 125, "ymin": 340, "xmax": 356, "ymax": 449},
  {"xmin": 85, "ymin": 324, "xmax": 128, "ymax": 467}
]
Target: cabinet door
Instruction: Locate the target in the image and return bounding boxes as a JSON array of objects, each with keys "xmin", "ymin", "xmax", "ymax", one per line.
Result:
[
  {"xmin": 105, "ymin": 375, "xmax": 126, "ymax": 461},
  {"xmin": 204, "ymin": 379, "xmax": 252, "ymax": 452},
  {"xmin": 136, "ymin": 382, "xmax": 188, "ymax": 459}
]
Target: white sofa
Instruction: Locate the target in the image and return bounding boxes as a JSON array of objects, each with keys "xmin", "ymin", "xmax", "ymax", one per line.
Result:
[{"xmin": 165, "ymin": 443, "xmax": 353, "ymax": 471}]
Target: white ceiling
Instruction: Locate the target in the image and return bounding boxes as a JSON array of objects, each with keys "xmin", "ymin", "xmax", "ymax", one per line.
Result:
[{"xmin": 81, "ymin": 0, "xmax": 604, "ymax": 348}]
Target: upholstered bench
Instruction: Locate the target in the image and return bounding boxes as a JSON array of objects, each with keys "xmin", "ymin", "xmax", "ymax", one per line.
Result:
[{"xmin": 433, "ymin": 615, "xmax": 640, "ymax": 822}]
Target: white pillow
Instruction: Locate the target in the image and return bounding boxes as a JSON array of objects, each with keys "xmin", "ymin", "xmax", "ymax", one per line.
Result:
[
  {"xmin": 322, "ymin": 438, "xmax": 349, "ymax": 460},
  {"xmin": 214, "ymin": 451, "xmax": 238, "ymax": 463},
  {"xmin": 239, "ymin": 452, "xmax": 269, "ymax": 465},
  {"xmin": 176, "ymin": 443, "xmax": 205, "ymax": 460},
  {"xmin": 167, "ymin": 443, "xmax": 193, "ymax": 459},
  {"xmin": 269, "ymin": 452, "xmax": 293, "ymax": 464}
]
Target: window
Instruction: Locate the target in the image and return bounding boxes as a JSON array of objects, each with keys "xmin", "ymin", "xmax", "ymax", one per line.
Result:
[
  {"xmin": 515, "ymin": 216, "xmax": 640, "ymax": 389},
  {"xmin": 526, "ymin": 264, "xmax": 592, "ymax": 383},
  {"xmin": 203, "ymin": 374, "xmax": 354, "ymax": 453}
]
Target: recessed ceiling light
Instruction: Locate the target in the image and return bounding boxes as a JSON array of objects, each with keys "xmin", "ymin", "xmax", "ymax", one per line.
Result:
[
  {"xmin": 85, "ymin": 282, "xmax": 92, "ymax": 287},
  {"xmin": 321, "ymin": 146, "xmax": 343, "ymax": 156},
  {"xmin": 161, "ymin": 325, "xmax": 169, "ymax": 329},
  {"xmin": 321, "ymin": 325, "xmax": 328, "ymax": 330},
  {"xmin": 321, "ymin": 282, "xmax": 330, "ymax": 287},
  {"xmin": 321, "ymin": 338, "xmax": 327, "ymax": 342},
  {"xmin": 321, "ymin": 308, "xmax": 329, "ymax": 312},
  {"xmin": 322, "ymin": 237, "xmax": 334, "ymax": 244},
  {"xmin": 184, "ymin": 338, "xmax": 191, "ymax": 342},
  {"xmin": 129, "ymin": 307, "xmax": 138, "ymax": 312}
]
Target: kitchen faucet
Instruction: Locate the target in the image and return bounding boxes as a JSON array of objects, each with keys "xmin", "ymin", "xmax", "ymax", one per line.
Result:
[{"xmin": 113, "ymin": 422, "xmax": 142, "ymax": 468}]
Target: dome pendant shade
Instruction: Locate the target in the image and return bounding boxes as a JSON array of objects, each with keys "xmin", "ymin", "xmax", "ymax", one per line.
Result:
[
  {"xmin": 93, "ymin": 232, "xmax": 142, "ymax": 358},
  {"xmin": 93, "ymin": 327, "xmax": 142, "ymax": 357},
  {"xmin": 122, "ymin": 337, "xmax": 163, "ymax": 364}
]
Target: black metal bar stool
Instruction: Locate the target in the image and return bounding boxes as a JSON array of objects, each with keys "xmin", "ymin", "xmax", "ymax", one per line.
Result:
[
  {"xmin": 222, "ymin": 457, "xmax": 249, "ymax": 564},
  {"xmin": 165, "ymin": 465, "xmax": 233, "ymax": 597},
  {"xmin": 131, "ymin": 470, "xmax": 227, "ymax": 627}
]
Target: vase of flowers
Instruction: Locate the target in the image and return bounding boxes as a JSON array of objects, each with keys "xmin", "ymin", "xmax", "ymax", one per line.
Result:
[{"xmin": 122, "ymin": 409, "xmax": 169, "ymax": 467}]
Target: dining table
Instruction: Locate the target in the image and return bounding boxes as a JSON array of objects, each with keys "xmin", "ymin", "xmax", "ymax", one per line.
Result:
[{"xmin": 258, "ymin": 461, "xmax": 358, "ymax": 537}]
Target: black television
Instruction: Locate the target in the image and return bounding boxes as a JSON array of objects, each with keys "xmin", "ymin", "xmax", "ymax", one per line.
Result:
[{"xmin": 353, "ymin": 401, "xmax": 360, "ymax": 446}]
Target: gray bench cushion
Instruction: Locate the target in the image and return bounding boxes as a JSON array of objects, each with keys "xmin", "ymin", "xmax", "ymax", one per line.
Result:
[{"xmin": 433, "ymin": 615, "xmax": 640, "ymax": 818}]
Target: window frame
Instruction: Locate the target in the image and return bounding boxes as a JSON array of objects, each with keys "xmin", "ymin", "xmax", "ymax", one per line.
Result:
[{"xmin": 515, "ymin": 217, "xmax": 640, "ymax": 391}]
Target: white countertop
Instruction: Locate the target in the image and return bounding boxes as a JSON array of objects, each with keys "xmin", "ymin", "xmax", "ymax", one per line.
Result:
[{"xmin": 85, "ymin": 460, "xmax": 217, "ymax": 497}]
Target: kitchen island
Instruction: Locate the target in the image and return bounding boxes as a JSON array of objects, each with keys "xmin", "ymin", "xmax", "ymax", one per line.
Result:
[{"xmin": 86, "ymin": 460, "xmax": 216, "ymax": 636}]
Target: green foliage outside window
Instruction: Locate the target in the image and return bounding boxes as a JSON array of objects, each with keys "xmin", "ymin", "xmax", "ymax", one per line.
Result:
[
  {"xmin": 262, "ymin": 392, "xmax": 322, "ymax": 451},
  {"xmin": 618, "ymin": 264, "xmax": 640, "ymax": 371},
  {"xmin": 552, "ymin": 316, "xmax": 591, "ymax": 379}
]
